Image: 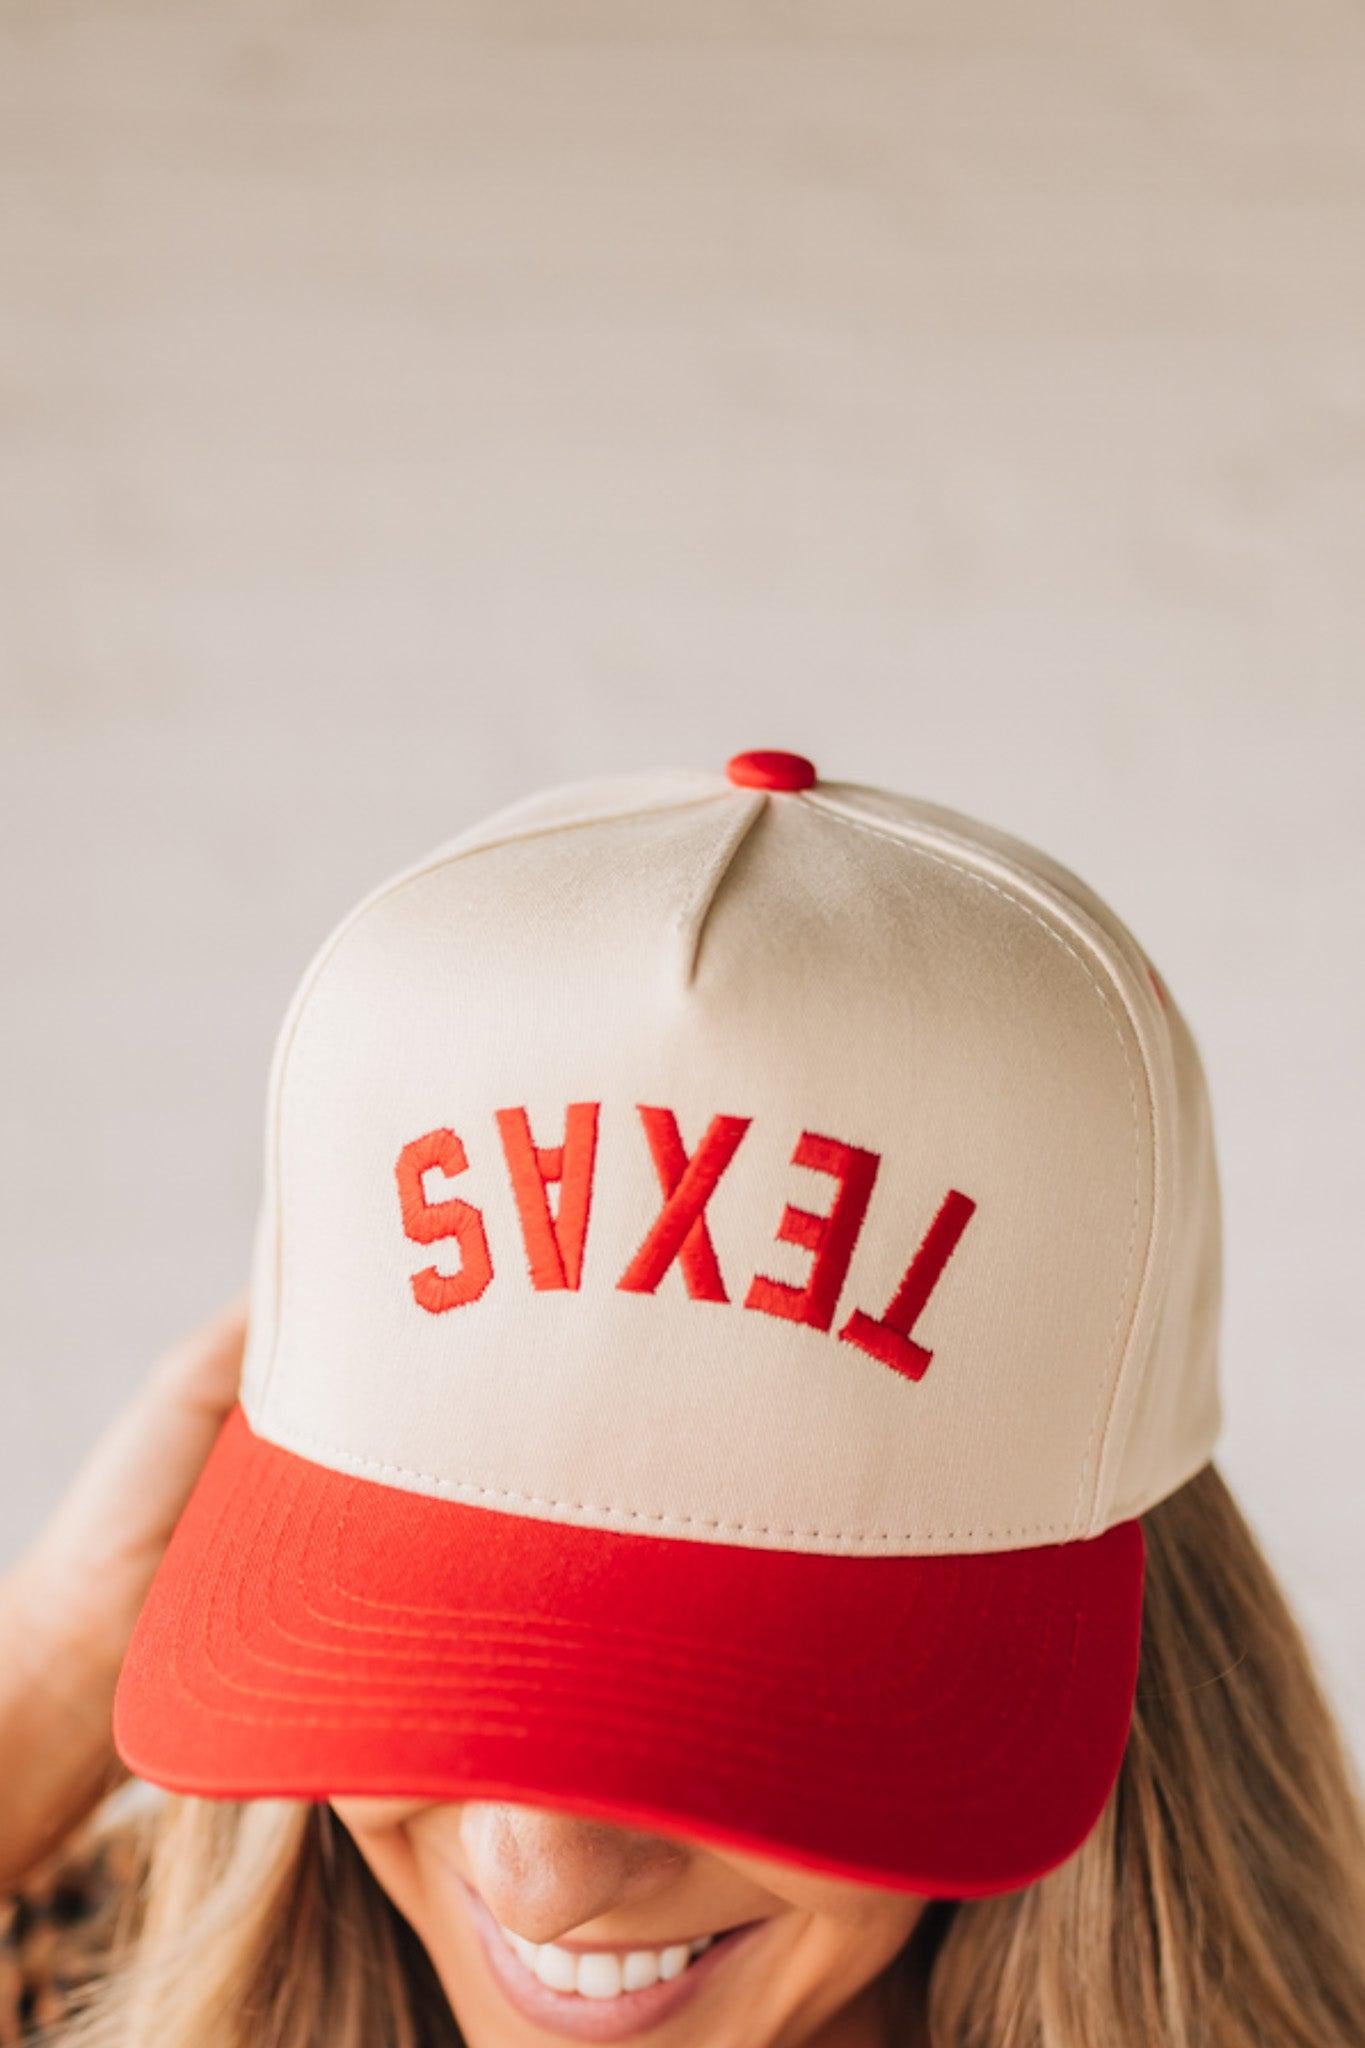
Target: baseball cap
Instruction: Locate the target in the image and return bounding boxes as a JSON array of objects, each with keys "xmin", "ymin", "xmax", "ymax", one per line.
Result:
[{"xmin": 113, "ymin": 749, "xmax": 1222, "ymax": 1898}]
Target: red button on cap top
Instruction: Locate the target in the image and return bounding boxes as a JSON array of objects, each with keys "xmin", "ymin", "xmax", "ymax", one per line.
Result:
[{"xmin": 725, "ymin": 749, "xmax": 817, "ymax": 792}]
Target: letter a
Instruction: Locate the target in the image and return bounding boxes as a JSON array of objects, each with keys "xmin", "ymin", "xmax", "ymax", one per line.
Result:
[{"xmin": 496, "ymin": 1102, "xmax": 600, "ymax": 1291}]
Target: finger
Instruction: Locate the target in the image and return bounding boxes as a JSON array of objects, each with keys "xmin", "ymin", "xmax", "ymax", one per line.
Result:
[
  {"xmin": 146, "ymin": 1293, "xmax": 250, "ymax": 1415},
  {"xmin": 38, "ymin": 1299, "xmax": 250, "ymax": 1575}
]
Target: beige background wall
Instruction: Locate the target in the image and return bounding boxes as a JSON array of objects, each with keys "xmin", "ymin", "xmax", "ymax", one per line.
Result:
[{"xmin": 2, "ymin": 3, "xmax": 1363, "ymax": 1760}]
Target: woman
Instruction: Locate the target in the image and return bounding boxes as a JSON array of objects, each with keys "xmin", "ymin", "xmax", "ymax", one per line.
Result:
[{"xmin": 4, "ymin": 753, "xmax": 1364, "ymax": 2047}]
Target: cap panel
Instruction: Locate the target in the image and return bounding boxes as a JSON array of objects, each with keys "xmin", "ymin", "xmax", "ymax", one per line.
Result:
[
  {"xmin": 806, "ymin": 782, "xmax": 1222, "ymax": 1523},
  {"xmin": 1100, "ymin": 985, "xmax": 1223, "ymax": 1517},
  {"xmin": 240, "ymin": 769, "xmax": 736, "ymax": 1424},
  {"xmin": 246, "ymin": 790, "xmax": 1156, "ymax": 1555},
  {"xmin": 808, "ymin": 782, "xmax": 1172, "ymax": 979}
]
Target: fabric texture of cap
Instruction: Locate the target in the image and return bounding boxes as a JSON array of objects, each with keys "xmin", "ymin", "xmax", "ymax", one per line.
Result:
[{"xmin": 113, "ymin": 757, "xmax": 1223, "ymax": 1898}]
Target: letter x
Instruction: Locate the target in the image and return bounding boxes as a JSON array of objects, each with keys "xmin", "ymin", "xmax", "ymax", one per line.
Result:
[{"xmin": 616, "ymin": 1107, "xmax": 751, "ymax": 1301}]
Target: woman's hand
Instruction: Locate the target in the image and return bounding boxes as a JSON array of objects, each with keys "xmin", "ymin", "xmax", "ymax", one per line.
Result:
[{"xmin": 0, "ymin": 1297, "xmax": 246, "ymax": 1887}]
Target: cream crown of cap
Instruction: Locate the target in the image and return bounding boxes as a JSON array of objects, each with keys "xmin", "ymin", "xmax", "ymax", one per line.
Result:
[{"xmin": 238, "ymin": 758, "xmax": 1222, "ymax": 1558}]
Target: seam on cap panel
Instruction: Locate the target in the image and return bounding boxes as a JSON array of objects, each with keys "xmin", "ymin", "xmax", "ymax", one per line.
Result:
[
  {"xmin": 254, "ymin": 787, "xmax": 738, "ymax": 1426},
  {"xmin": 1085, "ymin": 979, "xmax": 1189, "ymax": 1523},
  {"xmin": 672, "ymin": 790, "xmax": 768, "ymax": 987},
  {"xmin": 263, "ymin": 1424, "xmax": 1088, "ymax": 1548},
  {"xmin": 798, "ymin": 792, "xmax": 1150, "ymax": 1540}
]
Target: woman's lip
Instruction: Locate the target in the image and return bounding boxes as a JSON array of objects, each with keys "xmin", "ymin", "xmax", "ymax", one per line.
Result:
[
  {"xmin": 469, "ymin": 1890, "xmax": 748, "ymax": 1952},
  {"xmin": 457, "ymin": 1874, "xmax": 766, "ymax": 2041}
]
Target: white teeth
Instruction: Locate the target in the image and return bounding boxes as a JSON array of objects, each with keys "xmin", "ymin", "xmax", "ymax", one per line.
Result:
[
  {"xmin": 531, "ymin": 1942, "xmax": 577, "ymax": 1992},
  {"xmin": 576, "ymin": 1951, "xmax": 624, "ymax": 1999},
  {"xmin": 621, "ymin": 1949, "xmax": 661, "ymax": 1990},
  {"xmin": 495, "ymin": 1920, "xmax": 718, "ymax": 2001}
]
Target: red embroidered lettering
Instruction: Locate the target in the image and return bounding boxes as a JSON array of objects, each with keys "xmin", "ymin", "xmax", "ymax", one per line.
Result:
[
  {"xmin": 838, "ymin": 1188, "xmax": 976, "ymax": 1381},
  {"xmin": 496, "ymin": 1102, "xmax": 600, "ymax": 1291},
  {"xmin": 395, "ymin": 1128, "xmax": 494, "ymax": 1314},
  {"xmin": 744, "ymin": 1131, "xmax": 880, "ymax": 1331},
  {"xmin": 617, "ymin": 1107, "xmax": 751, "ymax": 1301}
]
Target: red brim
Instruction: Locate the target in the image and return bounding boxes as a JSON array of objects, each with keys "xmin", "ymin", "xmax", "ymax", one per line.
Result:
[{"xmin": 113, "ymin": 1406, "xmax": 1144, "ymax": 1898}]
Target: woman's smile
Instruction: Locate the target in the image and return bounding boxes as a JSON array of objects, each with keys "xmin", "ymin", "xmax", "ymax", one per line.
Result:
[{"xmin": 458, "ymin": 1870, "xmax": 771, "ymax": 2040}]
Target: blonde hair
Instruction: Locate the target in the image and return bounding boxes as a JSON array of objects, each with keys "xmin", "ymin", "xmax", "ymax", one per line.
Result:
[{"xmin": 50, "ymin": 1465, "xmax": 1365, "ymax": 2048}]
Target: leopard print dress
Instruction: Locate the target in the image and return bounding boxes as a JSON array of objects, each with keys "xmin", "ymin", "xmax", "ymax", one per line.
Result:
[{"xmin": 0, "ymin": 1808, "xmax": 141, "ymax": 2044}]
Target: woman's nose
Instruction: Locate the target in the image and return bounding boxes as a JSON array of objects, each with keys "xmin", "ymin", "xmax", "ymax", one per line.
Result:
[{"xmin": 457, "ymin": 1800, "xmax": 689, "ymax": 1943}]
